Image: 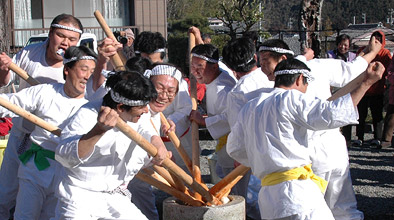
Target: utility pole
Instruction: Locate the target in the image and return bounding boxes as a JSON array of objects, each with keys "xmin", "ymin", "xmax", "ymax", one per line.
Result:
[{"xmin": 259, "ymin": 2, "xmax": 262, "ymax": 42}]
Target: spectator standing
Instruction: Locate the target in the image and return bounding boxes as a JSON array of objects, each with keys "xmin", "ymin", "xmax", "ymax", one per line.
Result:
[
  {"xmin": 327, "ymin": 34, "xmax": 357, "ymax": 146},
  {"xmin": 355, "ymin": 30, "xmax": 392, "ymax": 147}
]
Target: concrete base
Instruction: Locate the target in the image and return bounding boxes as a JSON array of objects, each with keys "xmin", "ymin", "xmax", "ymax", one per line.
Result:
[{"xmin": 163, "ymin": 195, "xmax": 245, "ymax": 220}]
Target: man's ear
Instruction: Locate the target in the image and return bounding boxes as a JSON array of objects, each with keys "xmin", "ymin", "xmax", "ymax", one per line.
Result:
[
  {"xmin": 295, "ymin": 74, "xmax": 304, "ymax": 87},
  {"xmin": 116, "ymin": 103, "xmax": 124, "ymax": 112},
  {"xmin": 279, "ymin": 54, "xmax": 288, "ymax": 62},
  {"xmin": 63, "ymin": 66, "xmax": 70, "ymax": 77}
]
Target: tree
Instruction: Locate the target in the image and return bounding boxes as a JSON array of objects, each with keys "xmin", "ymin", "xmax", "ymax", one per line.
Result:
[
  {"xmin": 0, "ymin": 0, "xmax": 10, "ymax": 54},
  {"xmin": 216, "ymin": 0, "xmax": 264, "ymax": 40},
  {"xmin": 299, "ymin": 0, "xmax": 324, "ymax": 57}
]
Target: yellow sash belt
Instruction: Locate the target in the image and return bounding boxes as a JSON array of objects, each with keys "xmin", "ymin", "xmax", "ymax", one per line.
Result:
[
  {"xmin": 215, "ymin": 134, "xmax": 228, "ymax": 152},
  {"xmin": 261, "ymin": 164, "xmax": 327, "ymax": 193}
]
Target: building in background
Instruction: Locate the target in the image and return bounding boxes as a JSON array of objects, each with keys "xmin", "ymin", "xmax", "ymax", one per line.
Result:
[{"xmin": 7, "ymin": 0, "xmax": 166, "ymax": 51}]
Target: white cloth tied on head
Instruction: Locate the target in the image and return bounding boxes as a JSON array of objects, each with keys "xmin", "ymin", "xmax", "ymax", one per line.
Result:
[
  {"xmin": 191, "ymin": 53, "xmax": 219, "ymax": 63},
  {"xmin": 274, "ymin": 69, "xmax": 314, "ymax": 82},
  {"xmin": 258, "ymin": 46, "xmax": 295, "ymax": 55},
  {"xmin": 148, "ymin": 65, "xmax": 182, "ymax": 83},
  {"xmin": 51, "ymin": 24, "xmax": 82, "ymax": 34},
  {"xmin": 63, "ymin": 56, "xmax": 97, "ymax": 65},
  {"xmin": 110, "ymin": 90, "xmax": 149, "ymax": 106},
  {"xmin": 237, "ymin": 56, "xmax": 254, "ymax": 67},
  {"xmin": 154, "ymin": 48, "xmax": 166, "ymax": 53}
]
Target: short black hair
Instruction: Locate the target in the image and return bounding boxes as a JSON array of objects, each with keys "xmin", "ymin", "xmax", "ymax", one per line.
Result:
[
  {"xmin": 50, "ymin": 14, "xmax": 83, "ymax": 35},
  {"xmin": 202, "ymin": 33, "xmax": 211, "ymax": 41},
  {"xmin": 134, "ymin": 31, "xmax": 167, "ymax": 60},
  {"xmin": 260, "ymin": 39, "xmax": 294, "ymax": 60},
  {"xmin": 125, "ymin": 56, "xmax": 153, "ymax": 74},
  {"xmin": 63, "ymin": 45, "xmax": 97, "ymax": 79},
  {"xmin": 274, "ymin": 58, "xmax": 310, "ymax": 87},
  {"xmin": 335, "ymin": 34, "xmax": 351, "ymax": 46},
  {"xmin": 371, "ymin": 31, "xmax": 383, "ymax": 44},
  {"xmin": 191, "ymin": 44, "xmax": 219, "ymax": 64},
  {"xmin": 243, "ymin": 31, "xmax": 259, "ymax": 43},
  {"xmin": 102, "ymin": 71, "xmax": 157, "ymax": 111},
  {"xmin": 222, "ymin": 37, "xmax": 256, "ymax": 73}
]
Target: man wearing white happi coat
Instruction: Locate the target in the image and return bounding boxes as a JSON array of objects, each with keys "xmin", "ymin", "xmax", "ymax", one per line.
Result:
[
  {"xmin": 55, "ymin": 71, "xmax": 168, "ymax": 219},
  {"xmin": 221, "ymin": 37, "xmax": 273, "ymax": 219},
  {"xmin": 0, "ymin": 14, "xmax": 118, "ymax": 219},
  {"xmin": 227, "ymin": 58, "xmax": 385, "ymax": 219},
  {"xmin": 128, "ymin": 64, "xmax": 182, "ymax": 220},
  {"xmin": 256, "ymin": 38, "xmax": 381, "ymax": 220},
  {"xmin": 0, "ymin": 46, "xmax": 98, "ymax": 219},
  {"xmin": 189, "ymin": 44, "xmax": 236, "ymax": 180},
  {"xmin": 133, "ymin": 31, "xmax": 193, "ymax": 175}
]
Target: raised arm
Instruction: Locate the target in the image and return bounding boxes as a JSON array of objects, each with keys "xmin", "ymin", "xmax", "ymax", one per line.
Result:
[
  {"xmin": 78, "ymin": 106, "xmax": 119, "ymax": 158},
  {"xmin": 91, "ymin": 38, "xmax": 123, "ymax": 91},
  {"xmin": 0, "ymin": 53, "xmax": 14, "ymax": 87},
  {"xmin": 350, "ymin": 62, "xmax": 385, "ymax": 106}
]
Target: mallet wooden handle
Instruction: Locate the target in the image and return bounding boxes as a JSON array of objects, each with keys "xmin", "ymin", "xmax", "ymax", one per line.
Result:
[
  {"xmin": 115, "ymin": 118, "xmax": 220, "ymax": 205},
  {"xmin": 188, "ymin": 32, "xmax": 203, "ymax": 200},
  {"xmin": 327, "ymin": 71, "xmax": 366, "ymax": 101},
  {"xmin": 136, "ymin": 171, "xmax": 204, "ymax": 207},
  {"xmin": 0, "ymin": 96, "xmax": 62, "ymax": 136},
  {"xmin": 9, "ymin": 63, "xmax": 40, "ymax": 86},
  {"xmin": 93, "ymin": 10, "xmax": 126, "ymax": 71},
  {"xmin": 153, "ymin": 165, "xmax": 189, "ymax": 195},
  {"xmin": 209, "ymin": 165, "xmax": 251, "ymax": 200},
  {"xmin": 159, "ymin": 112, "xmax": 193, "ymax": 174}
]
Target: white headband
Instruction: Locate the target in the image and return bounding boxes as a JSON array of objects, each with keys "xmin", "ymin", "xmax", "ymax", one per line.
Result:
[
  {"xmin": 237, "ymin": 56, "xmax": 255, "ymax": 67},
  {"xmin": 63, "ymin": 56, "xmax": 97, "ymax": 64},
  {"xmin": 51, "ymin": 24, "xmax": 82, "ymax": 34},
  {"xmin": 134, "ymin": 48, "xmax": 165, "ymax": 54},
  {"xmin": 146, "ymin": 65, "xmax": 182, "ymax": 83},
  {"xmin": 274, "ymin": 69, "xmax": 314, "ymax": 82},
  {"xmin": 154, "ymin": 48, "xmax": 166, "ymax": 53},
  {"xmin": 110, "ymin": 90, "xmax": 149, "ymax": 106},
  {"xmin": 258, "ymin": 46, "xmax": 295, "ymax": 55},
  {"xmin": 191, "ymin": 53, "xmax": 219, "ymax": 63}
]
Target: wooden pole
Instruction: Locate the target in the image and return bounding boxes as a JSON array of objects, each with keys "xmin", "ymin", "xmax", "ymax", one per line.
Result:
[
  {"xmin": 0, "ymin": 97, "xmax": 62, "ymax": 136},
  {"xmin": 93, "ymin": 10, "xmax": 126, "ymax": 71},
  {"xmin": 188, "ymin": 32, "xmax": 203, "ymax": 200},
  {"xmin": 135, "ymin": 171, "xmax": 204, "ymax": 207},
  {"xmin": 9, "ymin": 63, "xmax": 40, "ymax": 86},
  {"xmin": 141, "ymin": 168, "xmax": 172, "ymax": 187},
  {"xmin": 115, "ymin": 118, "xmax": 220, "ymax": 205},
  {"xmin": 152, "ymin": 164, "xmax": 190, "ymax": 195},
  {"xmin": 209, "ymin": 165, "xmax": 251, "ymax": 200},
  {"xmin": 159, "ymin": 112, "xmax": 193, "ymax": 174}
]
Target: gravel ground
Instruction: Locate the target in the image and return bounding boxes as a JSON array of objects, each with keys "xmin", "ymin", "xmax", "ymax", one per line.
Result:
[{"xmin": 154, "ymin": 134, "xmax": 394, "ymax": 219}]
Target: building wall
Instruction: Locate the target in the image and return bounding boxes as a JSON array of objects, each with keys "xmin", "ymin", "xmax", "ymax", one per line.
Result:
[
  {"xmin": 133, "ymin": 0, "xmax": 167, "ymax": 38},
  {"xmin": 10, "ymin": 0, "xmax": 167, "ymax": 47}
]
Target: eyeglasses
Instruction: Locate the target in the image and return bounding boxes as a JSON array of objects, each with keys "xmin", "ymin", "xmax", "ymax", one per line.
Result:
[{"xmin": 156, "ymin": 88, "xmax": 176, "ymax": 99}]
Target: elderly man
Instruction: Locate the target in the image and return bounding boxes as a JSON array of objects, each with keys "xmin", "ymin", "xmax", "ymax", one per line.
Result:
[{"xmin": 189, "ymin": 44, "xmax": 236, "ymax": 184}]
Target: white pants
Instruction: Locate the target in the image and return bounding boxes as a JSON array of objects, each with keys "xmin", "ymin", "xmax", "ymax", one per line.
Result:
[
  {"xmin": 316, "ymin": 164, "xmax": 364, "ymax": 220},
  {"xmin": 14, "ymin": 177, "xmax": 57, "ymax": 220},
  {"xmin": 55, "ymin": 184, "xmax": 147, "ymax": 220},
  {"xmin": 0, "ymin": 130, "xmax": 29, "ymax": 219},
  {"xmin": 127, "ymin": 177, "xmax": 159, "ymax": 220}
]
